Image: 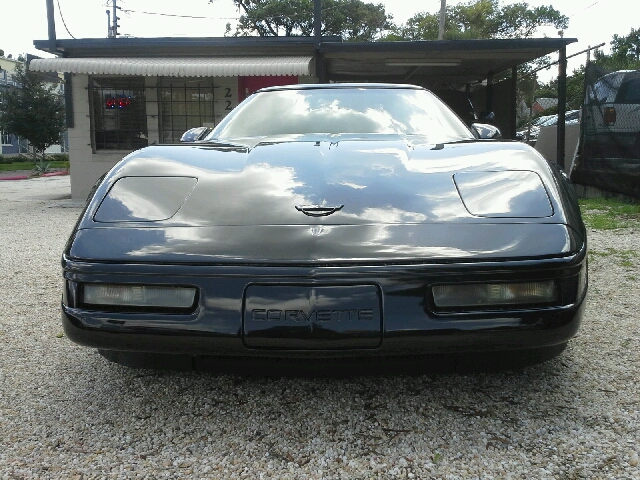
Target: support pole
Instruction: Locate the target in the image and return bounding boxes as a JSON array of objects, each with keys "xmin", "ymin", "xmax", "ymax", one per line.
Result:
[
  {"xmin": 510, "ymin": 66, "xmax": 517, "ymax": 139},
  {"xmin": 46, "ymin": 0, "xmax": 57, "ymax": 52},
  {"xmin": 486, "ymin": 72, "xmax": 494, "ymax": 115},
  {"xmin": 557, "ymin": 45, "xmax": 567, "ymax": 169},
  {"xmin": 314, "ymin": 0, "xmax": 321, "ymax": 47},
  {"xmin": 111, "ymin": 0, "xmax": 119, "ymax": 37},
  {"xmin": 314, "ymin": 0, "xmax": 326, "ymax": 83},
  {"xmin": 438, "ymin": 0, "xmax": 446, "ymax": 40}
]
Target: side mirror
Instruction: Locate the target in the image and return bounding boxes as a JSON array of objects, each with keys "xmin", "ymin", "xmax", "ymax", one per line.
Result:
[
  {"xmin": 471, "ymin": 123, "xmax": 502, "ymax": 139},
  {"xmin": 180, "ymin": 127, "xmax": 212, "ymax": 143}
]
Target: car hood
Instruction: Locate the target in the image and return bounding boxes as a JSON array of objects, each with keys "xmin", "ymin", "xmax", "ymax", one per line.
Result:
[
  {"xmin": 87, "ymin": 137, "xmax": 565, "ymax": 228},
  {"xmin": 70, "ymin": 137, "xmax": 585, "ymax": 263}
]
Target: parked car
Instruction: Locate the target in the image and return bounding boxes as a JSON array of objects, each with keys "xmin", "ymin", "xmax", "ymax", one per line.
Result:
[
  {"xmin": 583, "ymin": 70, "xmax": 640, "ymax": 158},
  {"xmin": 516, "ymin": 110, "xmax": 580, "ymax": 143},
  {"xmin": 61, "ymin": 84, "xmax": 587, "ymax": 369}
]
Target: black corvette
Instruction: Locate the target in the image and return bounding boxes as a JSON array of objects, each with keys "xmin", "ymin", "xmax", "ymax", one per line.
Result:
[{"xmin": 62, "ymin": 84, "xmax": 587, "ymax": 369}]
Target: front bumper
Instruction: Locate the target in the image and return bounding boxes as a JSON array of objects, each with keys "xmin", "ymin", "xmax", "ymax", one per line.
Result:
[{"xmin": 61, "ymin": 252, "xmax": 587, "ymax": 358}]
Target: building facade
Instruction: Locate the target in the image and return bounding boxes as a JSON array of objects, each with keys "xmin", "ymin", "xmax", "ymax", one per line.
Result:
[{"xmin": 0, "ymin": 56, "xmax": 26, "ymax": 156}]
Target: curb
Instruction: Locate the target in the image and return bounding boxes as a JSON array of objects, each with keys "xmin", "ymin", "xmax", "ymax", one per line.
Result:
[{"xmin": 0, "ymin": 171, "xmax": 69, "ymax": 181}]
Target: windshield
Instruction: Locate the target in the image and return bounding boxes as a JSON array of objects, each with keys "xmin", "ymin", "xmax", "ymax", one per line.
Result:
[{"xmin": 208, "ymin": 87, "xmax": 474, "ymax": 142}]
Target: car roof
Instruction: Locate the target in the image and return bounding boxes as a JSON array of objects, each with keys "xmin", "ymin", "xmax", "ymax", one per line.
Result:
[{"xmin": 256, "ymin": 83, "xmax": 425, "ymax": 93}]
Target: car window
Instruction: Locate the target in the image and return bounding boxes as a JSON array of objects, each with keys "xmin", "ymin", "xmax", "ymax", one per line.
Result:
[
  {"xmin": 210, "ymin": 88, "xmax": 474, "ymax": 142},
  {"xmin": 589, "ymin": 73, "xmax": 630, "ymax": 103},
  {"xmin": 433, "ymin": 89, "xmax": 477, "ymax": 125},
  {"xmin": 616, "ymin": 75, "xmax": 640, "ymax": 104}
]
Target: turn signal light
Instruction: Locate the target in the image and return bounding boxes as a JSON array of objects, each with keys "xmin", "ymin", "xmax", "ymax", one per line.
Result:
[
  {"xmin": 432, "ymin": 281, "xmax": 557, "ymax": 309},
  {"xmin": 82, "ymin": 284, "xmax": 197, "ymax": 310},
  {"xmin": 603, "ymin": 107, "xmax": 616, "ymax": 126}
]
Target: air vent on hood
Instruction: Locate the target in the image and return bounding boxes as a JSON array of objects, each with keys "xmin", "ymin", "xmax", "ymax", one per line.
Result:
[
  {"xmin": 454, "ymin": 171, "xmax": 553, "ymax": 218},
  {"xmin": 94, "ymin": 176, "xmax": 197, "ymax": 223}
]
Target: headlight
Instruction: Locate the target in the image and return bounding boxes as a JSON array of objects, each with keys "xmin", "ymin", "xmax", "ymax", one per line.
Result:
[
  {"xmin": 432, "ymin": 281, "xmax": 557, "ymax": 309},
  {"xmin": 82, "ymin": 284, "xmax": 197, "ymax": 310}
]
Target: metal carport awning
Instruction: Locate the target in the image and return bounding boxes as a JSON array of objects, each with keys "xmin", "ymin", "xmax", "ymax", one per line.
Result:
[{"xmin": 29, "ymin": 56, "xmax": 315, "ymax": 77}]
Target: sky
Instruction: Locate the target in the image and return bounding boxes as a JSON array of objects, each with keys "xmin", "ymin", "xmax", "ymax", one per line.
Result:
[{"xmin": 2, "ymin": 0, "xmax": 639, "ymax": 82}]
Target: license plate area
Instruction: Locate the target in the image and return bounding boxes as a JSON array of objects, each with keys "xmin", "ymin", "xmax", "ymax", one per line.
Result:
[{"xmin": 243, "ymin": 284, "xmax": 382, "ymax": 349}]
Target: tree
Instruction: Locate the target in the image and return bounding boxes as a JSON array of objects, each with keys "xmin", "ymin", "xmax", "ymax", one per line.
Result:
[
  {"xmin": 590, "ymin": 28, "xmax": 640, "ymax": 71},
  {"xmin": 228, "ymin": 0, "xmax": 393, "ymax": 41},
  {"xmin": 610, "ymin": 28, "xmax": 640, "ymax": 63},
  {"xmin": 0, "ymin": 63, "xmax": 65, "ymax": 161},
  {"xmin": 534, "ymin": 29, "xmax": 640, "ymax": 114},
  {"xmin": 392, "ymin": 0, "xmax": 567, "ymax": 41}
]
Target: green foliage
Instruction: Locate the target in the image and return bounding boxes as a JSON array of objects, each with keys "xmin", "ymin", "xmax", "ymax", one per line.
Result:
[
  {"xmin": 565, "ymin": 67, "xmax": 586, "ymax": 110},
  {"xmin": 536, "ymin": 64, "xmax": 590, "ymax": 111},
  {"xmin": 589, "ymin": 248, "xmax": 638, "ymax": 268},
  {"xmin": 32, "ymin": 162, "xmax": 52, "ymax": 176},
  {"xmin": 610, "ymin": 28, "xmax": 640, "ymax": 63},
  {"xmin": 394, "ymin": 0, "xmax": 567, "ymax": 41},
  {"xmin": 579, "ymin": 197, "xmax": 640, "ymax": 230},
  {"xmin": 0, "ymin": 160, "xmax": 68, "ymax": 172},
  {"xmin": 587, "ymin": 28, "xmax": 640, "ymax": 71},
  {"xmin": 0, "ymin": 63, "xmax": 65, "ymax": 159},
  {"xmin": 230, "ymin": 0, "xmax": 393, "ymax": 41},
  {"xmin": 534, "ymin": 87, "xmax": 558, "ymax": 99},
  {"xmin": 47, "ymin": 153, "xmax": 69, "ymax": 162},
  {"xmin": 538, "ymin": 105, "xmax": 558, "ymax": 116}
]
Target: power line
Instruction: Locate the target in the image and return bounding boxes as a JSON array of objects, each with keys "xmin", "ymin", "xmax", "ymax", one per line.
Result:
[
  {"xmin": 119, "ymin": 8, "xmax": 239, "ymax": 21},
  {"xmin": 56, "ymin": 0, "xmax": 76, "ymax": 39},
  {"xmin": 118, "ymin": 3, "xmax": 346, "ymax": 24},
  {"xmin": 568, "ymin": 1, "xmax": 601, "ymax": 18}
]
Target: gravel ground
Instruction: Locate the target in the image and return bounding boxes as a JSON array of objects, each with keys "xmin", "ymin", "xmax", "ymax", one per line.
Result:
[{"xmin": 1, "ymin": 176, "xmax": 638, "ymax": 479}]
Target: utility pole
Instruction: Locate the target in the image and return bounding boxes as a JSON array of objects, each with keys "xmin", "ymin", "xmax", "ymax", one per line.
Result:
[
  {"xmin": 438, "ymin": 0, "xmax": 446, "ymax": 40},
  {"xmin": 314, "ymin": 0, "xmax": 326, "ymax": 83},
  {"xmin": 106, "ymin": 10, "xmax": 112, "ymax": 38},
  {"xmin": 107, "ymin": 0, "xmax": 120, "ymax": 38},
  {"xmin": 46, "ymin": 0, "xmax": 57, "ymax": 51}
]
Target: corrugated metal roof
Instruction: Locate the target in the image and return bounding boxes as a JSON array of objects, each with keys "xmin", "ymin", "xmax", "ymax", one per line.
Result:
[{"xmin": 29, "ymin": 56, "xmax": 314, "ymax": 77}]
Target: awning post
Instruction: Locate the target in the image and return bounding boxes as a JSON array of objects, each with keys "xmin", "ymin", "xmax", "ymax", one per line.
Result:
[
  {"xmin": 510, "ymin": 66, "xmax": 517, "ymax": 139},
  {"xmin": 557, "ymin": 45, "xmax": 567, "ymax": 169}
]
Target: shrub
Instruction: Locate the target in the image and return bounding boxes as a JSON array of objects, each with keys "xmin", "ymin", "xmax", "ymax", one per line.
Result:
[{"xmin": 47, "ymin": 153, "xmax": 69, "ymax": 162}]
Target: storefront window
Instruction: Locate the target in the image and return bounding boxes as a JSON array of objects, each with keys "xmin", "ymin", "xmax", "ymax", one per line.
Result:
[
  {"xmin": 91, "ymin": 77, "xmax": 148, "ymax": 150},
  {"xmin": 159, "ymin": 78, "xmax": 238, "ymax": 143}
]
